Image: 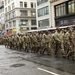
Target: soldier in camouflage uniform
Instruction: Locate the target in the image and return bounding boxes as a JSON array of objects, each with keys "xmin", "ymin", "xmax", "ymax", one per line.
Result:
[
  {"xmin": 4, "ymin": 36, "xmax": 8, "ymax": 48},
  {"xmin": 53, "ymin": 28, "xmax": 62, "ymax": 57},
  {"xmin": 66, "ymin": 27, "xmax": 75, "ymax": 59},
  {"xmin": 39, "ymin": 32, "xmax": 46, "ymax": 54},
  {"xmin": 16, "ymin": 34, "xmax": 19, "ymax": 50},
  {"xmin": 18, "ymin": 34, "xmax": 22, "ymax": 51},
  {"xmin": 72, "ymin": 26, "xmax": 75, "ymax": 60},
  {"xmin": 25, "ymin": 33, "xmax": 30, "ymax": 52}
]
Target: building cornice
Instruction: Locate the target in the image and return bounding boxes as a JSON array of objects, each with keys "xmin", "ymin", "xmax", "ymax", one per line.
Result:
[
  {"xmin": 5, "ymin": 8, "xmax": 35, "ymax": 14},
  {"xmin": 5, "ymin": 16, "xmax": 36, "ymax": 22}
]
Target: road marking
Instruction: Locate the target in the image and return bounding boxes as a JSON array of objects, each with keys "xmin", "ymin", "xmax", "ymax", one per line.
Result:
[{"xmin": 37, "ymin": 68, "xmax": 59, "ymax": 75}]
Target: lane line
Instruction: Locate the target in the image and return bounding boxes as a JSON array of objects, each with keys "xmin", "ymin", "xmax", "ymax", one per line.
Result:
[{"xmin": 37, "ymin": 68, "xmax": 59, "ymax": 75}]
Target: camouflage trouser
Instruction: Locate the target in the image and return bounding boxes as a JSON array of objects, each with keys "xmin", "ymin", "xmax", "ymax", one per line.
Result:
[
  {"xmin": 19, "ymin": 43, "xmax": 23, "ymax": 51},
  {"xmin": 42, "ymin": 42, "xmax": 51, "ymax": 55},
  {"xmin": 13, "ymin": 42, "xmax": 17, "ymax": 49},
  {"xmin": 73, "ymin": 50, "xmax": 75, "ymax": 60},
  {"xmin": 25, "ymin": 43, "xmax": 30, "ymax": 52},
  {"xmin": 35, "ymin": 42, "xmax": 40, "ymax": 53},
  {"xmin": 23, "ymin": 42, "xmax": 25, "ymax": 49},
  {"xmin": 55, "ymin": 41, "xmax": 61, "ymax": 56},
  {"xmin": 31, "ymin": 43, "xmax": 35, "ymax": 52},
  {"xmin": 8, "ymin": 42, "xmax": 12, "ymax": 49},
  {"xmin": 4, "ymin": 41, "xmax": 8, "ymax": 48},
  {"xmin": 16, "ymin": 43, "xmax": 19, "ymax": 50}
]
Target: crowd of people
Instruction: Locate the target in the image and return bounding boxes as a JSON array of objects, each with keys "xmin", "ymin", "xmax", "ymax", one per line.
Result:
[{"xmin": 3, "ymin": 26, "xmax": 75, "ymax": 61}]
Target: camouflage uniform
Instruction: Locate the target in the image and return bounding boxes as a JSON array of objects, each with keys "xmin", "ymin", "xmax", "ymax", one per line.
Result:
[
  {"xmin": 54, "ymin": 30, "xmax": 62, "ymax": 56},
  {"xmin": 18, "ymin": 35, "xmax": 22, "ymax": 51}
]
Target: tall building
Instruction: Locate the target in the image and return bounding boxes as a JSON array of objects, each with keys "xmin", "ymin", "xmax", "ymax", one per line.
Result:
[
  {"xmin": 4, "ymin": 0, "xmax": 36, "ymax": 34},
  {"xmin": 0, "ymin": 0, "xmax": 5, "ymax": 35},
  {"xmin": 50, "ymin": 0, "xmax": 75, "ymax": 27},
  {"xmin": 36, "ymin": 0, "xmax": 51, "ymax": 29}
]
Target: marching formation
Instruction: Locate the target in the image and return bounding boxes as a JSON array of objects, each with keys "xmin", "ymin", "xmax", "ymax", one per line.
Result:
[{"xmin": 3, "ymin": 26, "xmax": 75, "ymax": 60}]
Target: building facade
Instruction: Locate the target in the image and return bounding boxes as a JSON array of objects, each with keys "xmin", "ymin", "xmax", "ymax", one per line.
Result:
[
  {"xmin": 36, "ymin": 0, "xmax": 51, "ymax": 29},
  {"xmin": 4, "ymin": 0, "xmax": 36, "ymax": 34},
  {"xmin": 50, "ymin": 0, "xmax": 75, "ymax": 27},
  {"xmin": 0, "ymin": 0, "xmax": 5, "ymax": 35}
]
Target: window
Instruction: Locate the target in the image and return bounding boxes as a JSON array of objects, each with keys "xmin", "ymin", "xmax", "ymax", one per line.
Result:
[
  {"xmin": 5, "ymin": 15, "xmax": 7, "ymax": 21},
  {"xmin": 20, "ymin": 10, "xmax": 28, "ymax": 16},
  {"xmin": 31, "ymin": 27, "xmax": 37, "ymax": 30},
  {"xmin": 9, "ymin": 13, "xmax": 11, "ymax": 19},
  {"xmin": 34, "ymin": 3, "xmax": 36, "ymax": 8},
  {"xmin": 6, "ymin": 14, "xmax": 9, "ymax": 20},
  {"xmin": 6, "ymin": 24, "xmax": 8, "ymax": 28},
  {"xmin": 38, "ymin": 19, "xmax": 49, "ymax": 27},
  {"xmin": 5, "ymin": 7, "xmax": 7, "ymax": 12},
  {"xmin": 9, "ymin": 22, "xmax": 12, "ymax": 28},
  {"xmin": 12, "ymin": 3, "xmax": 15, "ymax": 9},
  {"xmin": 8, "ymin": 6, "xmax": 11, "ymax": 11},
  {"xmin": 12, "ymin": 11, "xmax": 15, "ymax": 18},
  {"xmin": 5, "ymin": 0, "xmax": 7, "ymax": 5},
  {"xmin": 20, "ymin": 20, "xmax": 28, "ymax": 26},
  {"xmin": 8, "ymin": 0, "xmax": 10, "ymax": 3},
  {"xmin": 37, "ymin": 0, "xmax": 48, "ymax": 5},
  {"xmin": 55, "ymin": 3, "xmax": 66, "ymax": 17},
  {"xmin": 31, "ymin": 11, "xmax": 36, "ymax": 16},
  {"xmin": 20, "ymin": 2, "xmax": 23, "ymax": 7},
  {"xmin": 55, "ymin": 1, "xmax": 75, "ymax": 27},
  {"xmin": 68, "ymin": 1, "xmax": 75, "ymax": 14},
  {"xmin": 13, "ymin": 20, "xmax": 16, "ymax": 27},
  {"xmin": 38, "ymin": 6, "xmax": 49, "ymax": 17},
  {"xmin": 31, "ymin": 2, "xmax": 33, "ymax": 8},
  {"xmin": 31, "ymin": 20, "xmax": 36, "ymax": 25},
  {"xmin": 24, "ymin": 2, "xmax": 27, "ymax": 7}
]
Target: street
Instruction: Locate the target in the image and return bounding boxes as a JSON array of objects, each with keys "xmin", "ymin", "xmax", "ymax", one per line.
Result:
[{"xmin": 0, "ymin": 45, "xmax": 75, "ymax": 75}]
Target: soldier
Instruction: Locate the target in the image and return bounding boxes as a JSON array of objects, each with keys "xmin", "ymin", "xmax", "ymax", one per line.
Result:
[
  {"xmin": 39, "ymin": 32, "xmax": 46, "ymax": 54},
  {"xmin": 61, "ymin": 28, "xmax": 67, "ymax": 57},
  {"xmin": 47, "ymin": 31, "xmax": 53, "ymax": 55},
  {"xmin": 22, "ymin": 34, "xmax": 26, "ymax": 51},
  {"xmin": 59, "ymin": 28, "xmax": 65, "ymax": 56},
  {"xmin": 41, "ymin": 31, "xmax": 51, "ymax": 54},
  {"xmin": 18, "ymin": 34, "xmax": 22, "ymax": 51},
  {"xmin": 16, "ymin": 34, "xmax": 19, "ymax": 50},
  {"xmin": 25, "ymin": 33, "xmax": 30, "ymax": 52},
  {"xmin": 66, "ymin": 27, "xmax": 75, "ymax": 59},
  {"xmin": 35, "ymin": 32, "xmax": 40, "ymax": 53},
  {"xmin": 4, "ymin": 36, "xmax": 8, "ymax": 48},
  {"xmin": 72, "ymin": 26, "xmax": 75, "ymax": 60},
  {"xmin": 33, "ymin": 32, "xmax": 39, "ymax": 53},
  {"xmin": 53, "ymin": 27, "xmax": 62, "ymax": 57},
  {"xmin": 9, "ymin": 35, "xmax": 13, "ymax": 49},
  {"xmin": 14, "ymin": 35, "xmax": 17, "ymax": 49},
  {"xmin": 36, "ymin": 31, "xmax": 42, "ymax": 54}
]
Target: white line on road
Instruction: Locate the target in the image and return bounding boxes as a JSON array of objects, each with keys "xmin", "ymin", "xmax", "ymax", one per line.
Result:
[{"xmin": 37, "ymin": 68, "xmax": 59, "ymax": 75}]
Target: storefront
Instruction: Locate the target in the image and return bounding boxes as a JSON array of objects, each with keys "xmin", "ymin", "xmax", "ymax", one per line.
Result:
[{"xmin": 54, "ymin": 0, "xmax": 75, "ymax": 27}]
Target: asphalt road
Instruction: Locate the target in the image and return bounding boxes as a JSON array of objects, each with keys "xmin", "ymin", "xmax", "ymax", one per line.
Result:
[{"xmin": 0, "ymin": 45, "xmax": 74, "ymax": 75}]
